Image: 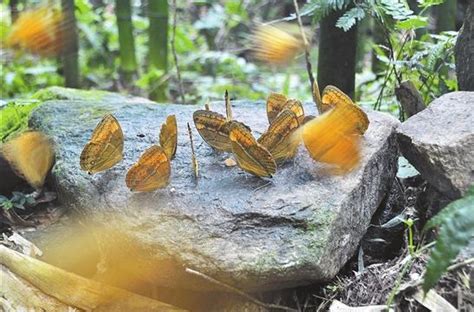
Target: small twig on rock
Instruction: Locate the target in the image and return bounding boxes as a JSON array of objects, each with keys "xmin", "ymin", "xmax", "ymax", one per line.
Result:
[
  {"xmin": 187, "ymin": 123, "xmax": 199, "ymax": 179},
  {"xmin": 447, "ymin": 257, "xmax": 474, "ymax": 272},
  {"xmin": 185, "ymin": 267, "xmax": 298, "ymax": 312},
  {"xmin": 292, "ymin": 0, "xmax": 322, "ymax": 113},
  {"xmin": 171, "ymin": 0, "xmax": 185, "ymax": 104}
]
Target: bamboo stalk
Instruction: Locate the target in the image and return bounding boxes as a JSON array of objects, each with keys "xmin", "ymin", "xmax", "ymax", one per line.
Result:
[
  {"xmin": 61, "ymin": 0, "xmax": 80, "ymax": 88},
  {"xmin": 115, "ymin": 0, "xmax": 138, "ymax": 84},
  {"xmin": 171, "ymin": 0, "xmax": 185, "ymax": 104},
  {"xmin": 148, "ymin": 0, "xmax": 169, "ymax": 101}
]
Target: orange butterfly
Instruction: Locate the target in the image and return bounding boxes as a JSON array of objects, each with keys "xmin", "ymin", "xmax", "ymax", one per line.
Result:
[
  {"xmin": 6, "ymin": 6, "xmax": 71, "ymax": 56},
  {"xmin": 1, "ymin": 131, "xmax": 55, "ymax": 190},
  {"xmin": 80, "ymin": 114, "xmax": 124, "ymax": 174},
  {"xmin": 125, "ymin": 145, "xmax": 171, "ymax": 192},
  {"xmin": 193, "ymin": 91, "xmax": 250, "ymax": 152},
  {"xmin": 193, "ymin": 110, "xmax": 233, "ymax": 152},
  {"xmin": 266, "ymin": 92, "xmax": 304, "ymax": 125},
  {"xmin": 258, "ymin": 109, "xmax": 300, "ymax": 164},
  {"xmin": 250, "ymin": 23, "xmax": 306, "ymax": 65},
  {"xmin": 159, "ymin": 115, "xmax": 177, "ymax": 160},
  {"xmin": 320, "ymin": 85, "xmax": 369, "ymax": 135},
  {"xmin": 125, "ymin": 115, "xmax": 177, "ymax": 192},
  {"xmin": 297, "ymin": 86, "xmax": 370, "ymax": 174},
  {"xmin": 229, "ymin": 121, "xmax": 276, "ymax": 178},
  {"xmin": 299, "ymin": 108, "xmax": 362, "ymax": 173}
]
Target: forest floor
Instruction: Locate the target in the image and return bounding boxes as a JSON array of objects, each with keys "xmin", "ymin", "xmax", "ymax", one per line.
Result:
[{"xmin": 1, "ymin": 176, "xmax": 473, "ymax": 311}]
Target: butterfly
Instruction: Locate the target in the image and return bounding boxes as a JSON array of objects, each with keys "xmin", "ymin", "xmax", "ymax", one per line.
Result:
[
  {"xmin": 249, "ymin": 23, "xmax": 306, "ymax": 65},
  {"xmin": 193, "ymin": 110, "xmax": 233, "ymax": 152},
  {"xmin": 1, "ymin": 131, "xmax": 55, "ymax": 190},
  {"xmin": 320, "ymin": 85, "xmax": 369, "ymax": 135},
  {"xmin": 80, "ymin": 114, "xmax": 124, "ymax": 174},
  {"xmin": 6, "ymin": 6, "xmax": 71, "ymax": 56},
  {"xmin": 258, "ymin": 109, "xmax": 300, "ymax": 164},
  {"xmin": 125, "ymin": 145, "xmax": 171, "ymax": 192},
  {"xmin": 229, "ymin": 121, "xmax": 276, "ymax": 178},
  {"xmin": 266, "ymin": 93, "xmax": 304, "ymax": 125},
  {"xmin": 297, "ymin": 105, "xmax": 365, "ymax": 174},
  {"xmin": 159, "ymin": 115, "xmax": 177, "ymax": 160}
]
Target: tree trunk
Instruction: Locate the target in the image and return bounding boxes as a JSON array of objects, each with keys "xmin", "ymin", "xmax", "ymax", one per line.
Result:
[
  {"xmin": 455, "ymin": 2, "xmax": 474, "ymax": 91},
  {"xmin": 148, "ymin": 0, "xmax": 169, "ymax": 101},
  {"xmin": 9, "ymin": 0, "xmax": 19, "ymax": 22},
  {"xmin": 115, "ymin": 0, "xmax": 138, "ymax": 85},
  {"xmin": 434, "ymin": 0, "xmax": 457, "ymax": 32},
  {"xmin": 61, "ymin": 0, "xmax": 80, "ymax": 88},
  {"xmin": 317, "ymin": 9, "xmax": 357, "ymax": 98}
]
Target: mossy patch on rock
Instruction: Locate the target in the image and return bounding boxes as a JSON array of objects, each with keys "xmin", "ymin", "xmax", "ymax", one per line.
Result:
[{"xmin": 32, "ymin": 86, "xmax": 125, "ymax": 102}]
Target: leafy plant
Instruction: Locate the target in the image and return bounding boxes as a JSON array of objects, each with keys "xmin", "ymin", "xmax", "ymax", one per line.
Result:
[
  {"xmin": 0, "ymin": 192, "xmax": 36, "ymax": 211},
  {"xmin": 422, "ymin": 185, "xmax": 474, "ymax": 293},
  {"xmin": 402, "ymin": 218, "xmax": 416, "ymax": 256},
  {"xmin": 0, "ymin": 100, "xmax": 40, "ymax": 142}
]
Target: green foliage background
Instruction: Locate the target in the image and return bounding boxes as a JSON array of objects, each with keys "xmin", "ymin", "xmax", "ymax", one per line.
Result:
[{"xmin": 1, "ymin": 0, "xmax": 457, "ymax": 109}]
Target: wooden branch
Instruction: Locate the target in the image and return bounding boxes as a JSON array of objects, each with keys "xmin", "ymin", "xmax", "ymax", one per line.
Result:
[
  {"xmin": 1, "ymin": 265, "xmax": 71, "ymax": 311},
  {"xmin": 0, "ymin": 246, "xmax": 186, "ymax": 311}
]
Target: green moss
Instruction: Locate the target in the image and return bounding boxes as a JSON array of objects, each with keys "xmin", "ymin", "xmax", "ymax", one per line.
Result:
[
  {"xmin": 253, "ymin": 250, "xmax": 279, "ymax": 272},
  {"xmin": 1, "ymin": 87, "xmax": 130, "ymax": 143},
  {"xmin": 0, "ymin": 100, "xmax": 40, "ymax": 142},
  {"xmin": 32, "ymin": 86, "xmax": 125, "ymax": 102}
]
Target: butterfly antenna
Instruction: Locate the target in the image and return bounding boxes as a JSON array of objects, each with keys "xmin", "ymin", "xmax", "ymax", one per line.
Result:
[
  {"xmin": 187, "ymin": 123, "xmax": 199, "ymax": 179},
  {"xmin": 225, "ymin": 90, "xmax": 232, "ymax": 121}
]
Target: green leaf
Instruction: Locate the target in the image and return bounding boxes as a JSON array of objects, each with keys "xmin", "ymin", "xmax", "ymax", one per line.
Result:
[
  {"xmin": 423, "ymin": 186, "xmax": 474, "ymax": 293},
  {"xmin": 336, "ymin": 7, "xmax": 366, "ymax": 31},
  {"xmin": 418, "ymin": 0, "xmax": 444, "ymax": 9},
  {"xmin": 1, "ymin": 200, "xmax": 13, "ymax": 210},
  {"xmin": 396, "ymin": 16, "xmax": 428, "ymax": 30},
  {"xmin": 380, "ymin": 0, "xmax": 414, "ymax": 20}
]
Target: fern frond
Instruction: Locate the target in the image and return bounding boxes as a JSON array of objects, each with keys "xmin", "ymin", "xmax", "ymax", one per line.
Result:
[
  {"xmin": 336, "ymin": 7, "xmax": 365, "ymax": 31},
  {"xmin": 423, "ymin": 185, "xmax": 474, "ymax": 293}
]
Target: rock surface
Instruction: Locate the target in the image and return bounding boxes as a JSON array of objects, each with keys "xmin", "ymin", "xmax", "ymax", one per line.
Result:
[
  {"xmin": 397, "ymin": 92, "xmax": 474, "ymax": 199},
  {"xmin": 29, "ymin": 88, "xmax": 399, "ymax": 292}
]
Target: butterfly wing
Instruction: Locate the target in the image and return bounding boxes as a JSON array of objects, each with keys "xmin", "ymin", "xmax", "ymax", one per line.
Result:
[
  {"xmin": 321, "ymin": 85, "xmax": 355, "ymax": 112},
  {"xmin": 125, "ymin": 146, "xmax": 170, "ymax": 192},
  {"xmin": 7, "ymin": 6, "xmax": 71, "ymax": 56},
  {"xmin": 283, "ymin": 99, "xmax": 305, "ymax": 125},
  {"xmin": 318, "ymin": 135, "xmax": 361, "ymax": 174},
  {"xmin": 229, "ymin": 122, "xmax": 276, "ymax": 178},
  {"xmin": 159, "ymin": 115, "xmax": 177, "ymax": 160},
  {"xmin": 1, "ymin": 131, "xmax": 54, "ymax": 189},
  {"xmin": 193, "ymin": 110, "xmax": 233, "ymax": 152},
  {"xmin": 322, "ymin": 86, "xmax": 369, "ymax": 134},
  {"xmin": 250, "ymin": 24, "xmax": 305, "ymax": 65},
  {"xmin": 258, "ymin": 109, "xmax": 300, "ymax": 164},
  {"xmin": 302, "ymin": 108, "xmax": 361, "ymax": 173},
  {"xmin": 80, "ymin": 114, "xmax": 124, "ymax": 174},
  {"xmin": 266, "ymin": 92, "xmax": 288, "ymax": 124}
]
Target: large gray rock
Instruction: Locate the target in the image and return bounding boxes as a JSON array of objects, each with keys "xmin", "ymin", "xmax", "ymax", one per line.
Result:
[
  {"xmin": 397, "ymin": 92, "xmax": 474, "ymax": 199},
  {"xmin": 29, "ymin": 90, "xmax": 399, "ymax": 292}
]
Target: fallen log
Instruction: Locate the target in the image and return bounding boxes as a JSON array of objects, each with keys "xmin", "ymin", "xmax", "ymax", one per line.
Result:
[{"xmin": 0, "ymin": 245, "xmax": 186, "ymax": 311}]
